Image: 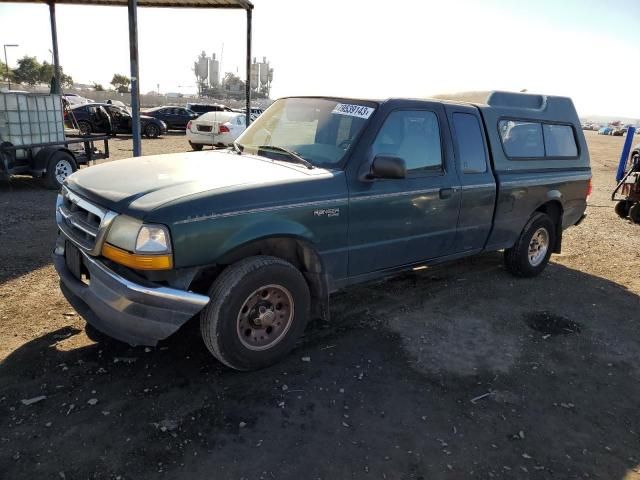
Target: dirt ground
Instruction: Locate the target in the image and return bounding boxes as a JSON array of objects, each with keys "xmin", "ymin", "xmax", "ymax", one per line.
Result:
[{"xmin": 1, "ymin": 130, "xmax": 639, "ymax": 480}]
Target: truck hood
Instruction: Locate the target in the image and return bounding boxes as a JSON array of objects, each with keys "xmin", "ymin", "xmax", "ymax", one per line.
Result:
[{"xmin": 65, "ymin": 150, "xmax": 325, "ymax": 216}]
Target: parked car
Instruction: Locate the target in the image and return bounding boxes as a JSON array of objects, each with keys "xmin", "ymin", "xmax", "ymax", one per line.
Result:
[
  {"xmin": 233, "ymin": 107, "xmax": 265, "ymax": 122},
  {"xmin": 63, "ymin": 93, "xmax": 93, "ymax": 105},
  {"xmin": 186, "ymin": 111, "xmax": 246, "ymax": 150},
  {"xmin": 105, "ymin": 99, "xmax": 128, "ymax": 109},
  {"xmin": 69, "ymin": 103, "xmax": 167, "ymax": 138},
  {"xmin": 143, "ymin": 106, "xmax": 198, "ymax": 130},
  {"xmin": 54, "ymin": 92, "xmax": 590, "ymax": 371},
  {"xmin": 611, "ymin": 127, "xmax": 626, "ymax": 136},
  {"xmin": 185, "ymin": 103, "xmax": 234, "ymax": 116},
  {"xmin": 598, "ymin": 126, "xmax": 613, "ymax": 135}
]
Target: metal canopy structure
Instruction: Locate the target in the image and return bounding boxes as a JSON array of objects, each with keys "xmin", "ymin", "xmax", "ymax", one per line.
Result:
[{"xmin": 1, "ymin": 0, "xmax": 254, "ymax": 156}]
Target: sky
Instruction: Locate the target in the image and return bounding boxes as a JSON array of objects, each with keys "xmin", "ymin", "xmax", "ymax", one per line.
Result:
[{"xmin": 0, "ymin": 0, "xmax": 639, "ymax": 118}]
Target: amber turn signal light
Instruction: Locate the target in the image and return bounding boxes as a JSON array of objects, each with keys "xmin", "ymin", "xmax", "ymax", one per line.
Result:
[{"xmin": 102, "ymin": 243, "xmax": 173, "ymax": 270}]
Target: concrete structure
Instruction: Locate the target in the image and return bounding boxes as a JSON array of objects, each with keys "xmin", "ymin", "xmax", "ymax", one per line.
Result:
[
  {"xmin": 208, "ymin": 53, "xmax": 220, "ymax": 88},
  {"xmin": 250, "ymin": 56, "xmax": 273, "ymax": 97}
]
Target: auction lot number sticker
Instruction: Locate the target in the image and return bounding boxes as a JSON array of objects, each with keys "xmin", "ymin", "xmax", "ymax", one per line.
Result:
[{"xmin": 332, "ymin": 103, "xmax": 375, "ymax": 119}]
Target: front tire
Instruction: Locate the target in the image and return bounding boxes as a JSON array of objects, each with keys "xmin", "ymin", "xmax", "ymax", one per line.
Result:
[
  {"xmin": 200, "ymin": 256, "xmax": 310, "ymax": 371},
  {"xmin": 145, "ymin": 123, "xmax": 161, "ymax": 138},
  {"xmin": 504, "ymin": 212, "xmax": 556, "ymax": 278},
  {"xmin": 45, "ymin": 151, "xmax": 77, "ymax": 190}
]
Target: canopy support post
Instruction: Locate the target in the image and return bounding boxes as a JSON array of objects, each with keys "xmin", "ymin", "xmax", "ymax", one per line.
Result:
[
  {"xmin": 48, "ymin": 1, "xmax": 61, "ymax": 93},
  {"xmin": 245, "ymin": 7, "xmax": 252, "ymax": 127},
  {"xmin": 128, "ymin": 0, "xmax": 142, "ymax": 157}
]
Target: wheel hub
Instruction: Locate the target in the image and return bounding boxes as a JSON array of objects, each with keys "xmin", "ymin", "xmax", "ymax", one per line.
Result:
[
  {"xmin": 237, "ymin": 284, "xmax": 294, "ymax": 351},
  {"xmin": 251, "ymin": 302, "xmax": 276, "ymax": 327},
  {"xmin": 55, "ymin": 160, "xmax": 72, "ymax": 184},
  {"xmin": 528, "ymin": 227, "xmax": 549, "ymax": 267}
]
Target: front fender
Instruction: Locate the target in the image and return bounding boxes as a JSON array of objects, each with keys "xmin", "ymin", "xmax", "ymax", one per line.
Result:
[
  {"xmin": 218, "ymin": 218, "xmax": 316, "ymax": 258},
  {"xmin": 171, "ymin": 214, "xmax": 318, "ymax": 268}
]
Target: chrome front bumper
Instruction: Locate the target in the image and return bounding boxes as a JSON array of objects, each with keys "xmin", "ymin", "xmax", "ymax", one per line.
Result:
[{"xmin": 53, "ymin": 238, "xmax": 209, "ymax": 346}]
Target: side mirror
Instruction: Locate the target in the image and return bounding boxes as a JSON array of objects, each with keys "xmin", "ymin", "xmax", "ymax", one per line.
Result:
[{"xmin": 370, "ymin": 155, "xmax": 406, "ymax": 179}]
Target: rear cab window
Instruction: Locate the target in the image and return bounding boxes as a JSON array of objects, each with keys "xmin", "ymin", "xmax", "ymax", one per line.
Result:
[
  {"xmin": 452, "ymin": 113, "xmax": 487, "ymax": 173},
  {"xmin": 499, "ymin": 119, "xmax": 578, "ymax": 159}
]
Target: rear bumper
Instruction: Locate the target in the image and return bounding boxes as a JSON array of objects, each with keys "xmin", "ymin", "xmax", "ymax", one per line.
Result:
[
  {"xmin": 53, "ymin": 241, "xmax": 209, "ymax": 346},
  {"xmin": 186, "ymin": 129, "xmax": 234, "ymax": 146}
]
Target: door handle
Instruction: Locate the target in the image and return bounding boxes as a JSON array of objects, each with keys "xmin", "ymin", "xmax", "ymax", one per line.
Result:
[{"xmin": 439, "ymin": 188, "xmax": 454, "ymax": 199}]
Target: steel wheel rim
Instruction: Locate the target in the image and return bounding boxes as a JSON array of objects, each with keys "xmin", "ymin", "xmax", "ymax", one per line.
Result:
[
  {"xmin": 55, "ymin": 159, "xmax": 73, "ymax": 184},
  {"xmin": 528, "ymin": 227, "xmax": 549, "ymax": 267},
  {"xmin": 236, "ymin": 284, "xmax": 294, "ymax": 351}
]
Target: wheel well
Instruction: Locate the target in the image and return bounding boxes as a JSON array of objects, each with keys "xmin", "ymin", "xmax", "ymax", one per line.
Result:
[
  {"xmin": 535, "ymin": 201, "xmax": 563, "ymax": 253},
  {"xmin": 191, "ymin": 237, "xmax": 330, "ymax": 322}
]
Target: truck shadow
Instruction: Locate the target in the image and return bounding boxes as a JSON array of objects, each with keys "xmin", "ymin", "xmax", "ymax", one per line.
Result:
[{"xmin": 1, "ymin": 255, "xmax": 639, "ymax": 479}]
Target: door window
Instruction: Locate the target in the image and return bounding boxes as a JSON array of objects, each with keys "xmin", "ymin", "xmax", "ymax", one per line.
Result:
[{"xmin": 372, "ymin": 110, "xmax": 442, "ymax": 174}]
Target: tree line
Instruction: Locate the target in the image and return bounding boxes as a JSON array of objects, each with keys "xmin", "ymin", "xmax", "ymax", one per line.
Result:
[{"xmin": 2, "ymin": 55, "xmax": 131, "ymax": 93}]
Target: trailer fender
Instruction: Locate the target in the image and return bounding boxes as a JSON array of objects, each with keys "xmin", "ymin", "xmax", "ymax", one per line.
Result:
[{"xmin": 31, "ymin": 147, "xmax": 76, "ymax": 176}]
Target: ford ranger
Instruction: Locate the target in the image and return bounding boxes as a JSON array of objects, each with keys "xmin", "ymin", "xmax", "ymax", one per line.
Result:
[{"xmin": 53, "ymin": 92, "xmax": 591, "ymax": 370}]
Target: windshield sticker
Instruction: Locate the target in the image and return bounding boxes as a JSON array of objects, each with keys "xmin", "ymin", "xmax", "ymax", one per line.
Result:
[{"xmin": 332, "ymin": 103, "xmax": 375, "ymax": 119}]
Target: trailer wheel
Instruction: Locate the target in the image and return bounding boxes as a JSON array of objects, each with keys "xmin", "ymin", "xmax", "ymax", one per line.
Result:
[
  {"xmin": 615, "ymin": 200, "xmax": 632, "ymax": 219},
  {"xmin": 629, "ymin": 203, "xmax": 640, "ymax": 224},
  {"xmin": 45, "ymin": 151, "xmax": 77, "ymax": 190},
  {"xmin": 200, "ymin": 256, "xmax": 310, "ymax": 371},
  {"xmin": 504, "ymin": 212, "xmax": 555, "ymax": 278}
]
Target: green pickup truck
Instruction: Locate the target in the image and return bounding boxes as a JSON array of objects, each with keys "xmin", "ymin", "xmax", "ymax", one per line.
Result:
[{"xmin": 54, "ymin": 92, "xmax": 591, "ymax": 370}]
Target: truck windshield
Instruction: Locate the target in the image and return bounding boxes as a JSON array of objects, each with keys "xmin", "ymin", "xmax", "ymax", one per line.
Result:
[{"xmin": 235, "ymin": 98, "xmax": 376, "ymax": 169}]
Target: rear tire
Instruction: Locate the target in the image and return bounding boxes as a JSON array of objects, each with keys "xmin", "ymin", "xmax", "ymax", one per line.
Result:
[
  {"xmin": 615, "ymin": 200, "xmax": 632, "ymax": 219},
  {"xmin": 189, "ymin": 142, "xmax": 203, "ymax": 151},
  {"xmin": 504, "ymin": 212, "xmax": 556, "ymax": 278},
  {"xmin": 629, "ymin": 203, "xmax": 640, "ymax": 224},
  {"xmin": 45, "ymin": 151, "xmax": 77, "ymax": 190},
  {"xmin": 200, "ymin": 256, "xmax": 310, "ymax": 371}
]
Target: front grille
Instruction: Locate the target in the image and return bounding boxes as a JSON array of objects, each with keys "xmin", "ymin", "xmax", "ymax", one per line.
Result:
[{"xmin": 56, "ymin": 187, "xmax": 117, "ymax": 255}]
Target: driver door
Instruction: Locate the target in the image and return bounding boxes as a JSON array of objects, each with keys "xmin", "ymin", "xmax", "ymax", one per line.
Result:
[{"xmin": 347, "ymin": 104, "xmax": 461, "ymax": 276}]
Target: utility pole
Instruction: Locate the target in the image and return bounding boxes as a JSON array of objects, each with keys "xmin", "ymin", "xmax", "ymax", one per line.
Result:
[{"xmin": 3, "ymin": 44, "xmax": 18, "ymax": 90}]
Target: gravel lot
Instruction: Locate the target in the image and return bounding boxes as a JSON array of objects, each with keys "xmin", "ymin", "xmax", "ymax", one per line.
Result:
[{"xmin": 1, "ymin": 130, "xmax": 639, "ymax": 479}]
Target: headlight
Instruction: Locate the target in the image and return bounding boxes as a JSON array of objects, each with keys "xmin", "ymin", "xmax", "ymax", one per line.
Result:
[
  {"xmin": 136, "ymin": 225, "xmax": 171, "ymax": 253},
  {"xmin": 105, "ymin": 215, "xmax": 142, "ymax": 252},
  {"xmin": 102, "ymin": 216, "xmax": 173, "ymax": 270}
]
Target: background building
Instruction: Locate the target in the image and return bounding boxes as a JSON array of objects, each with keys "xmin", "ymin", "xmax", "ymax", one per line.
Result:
[{"xmin": 193, "ymin": 52, "xmax": 273, "ymax": 99}]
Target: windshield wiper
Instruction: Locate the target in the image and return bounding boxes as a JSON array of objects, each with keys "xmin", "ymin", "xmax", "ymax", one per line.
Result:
[{"xmin": 256, "ymin": 145, "xmax": 314, "ymax": 169}]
